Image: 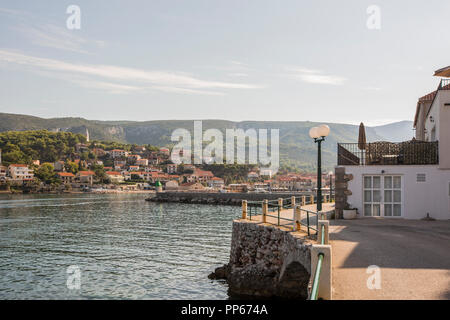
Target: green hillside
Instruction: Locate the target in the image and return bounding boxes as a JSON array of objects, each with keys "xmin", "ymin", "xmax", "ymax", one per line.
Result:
[{"xmin": 0, "ymin": 113, "xmax": 412, "ymax": 172}]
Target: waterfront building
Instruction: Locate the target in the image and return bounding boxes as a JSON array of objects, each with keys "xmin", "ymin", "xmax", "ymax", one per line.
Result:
[
  {"xmin": 0, "ymin": 165, "xmax": 7, "ymax": 181},
  {"xmin": 164, "ymin": 180, "xmax": 179, "ymax": 190},
  {"xmin": 207, "ymin": 177, "xmax": 225, "ymax": 189},
  {"xmin": 77, "ymin": 171, "xmax": 95, "ymax": 186},
  {"xmin": 336, "ymin": 67, "xmax": 450, "ymax": 219},
  {"xmin": 179, "ymin": 182, "xmax": 204, "ymax": 190},
  {"xmin": 105, "ymin": 171, "xmax": 124, "ymax": 183},
  {"xmin": 8, "ymin": 164, "xmax": 34, "ymax": 181},
  {"xmin": 186, "ymin": 169, "xmax": 214, "ymax": 183},
  {"xmin": 57, "ymin": 172, "xmax": 75, "ymax": 184},
  {"xmin": 167, "ymin": 163, "xmax": 177, "ymax": 174}
]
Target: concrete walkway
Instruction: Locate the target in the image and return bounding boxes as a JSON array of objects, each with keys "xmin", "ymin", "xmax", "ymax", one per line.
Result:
[
  {"xmin": 330, "ymin": 218, "xmax": 450, "ymax": 300},
  {"xmin": 248, "ymin": 202, "xmax": 335, "ymax": 232}
]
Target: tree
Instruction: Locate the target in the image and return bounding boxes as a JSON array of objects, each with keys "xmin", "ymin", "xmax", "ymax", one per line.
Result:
[
  {"xmin": 65, "ymin": 160, "xmax": 79, "ymax": 174},
  {"xmin": 91, "ymin": 164, "xmax": 107, "ymax": 184},
  {"xmin": 34, "ymin": 163, "xmax": 60, "ymax": 185}
]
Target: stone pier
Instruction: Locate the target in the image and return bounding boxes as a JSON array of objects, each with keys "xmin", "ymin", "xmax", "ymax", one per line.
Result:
[{"xmin": 210, "ymin": 219, "xmax": 314, "ymax": 299}]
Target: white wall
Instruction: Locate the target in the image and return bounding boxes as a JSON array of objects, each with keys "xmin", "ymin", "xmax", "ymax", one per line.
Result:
[{"xmin": 343, "ymin": 165, "xmax": 450, "ymax": 220}]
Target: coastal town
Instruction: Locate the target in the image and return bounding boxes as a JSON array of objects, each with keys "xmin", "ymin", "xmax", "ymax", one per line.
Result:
[{"xmin": 0, "ymin": 130, "xmax": 333, "ymax": 194}]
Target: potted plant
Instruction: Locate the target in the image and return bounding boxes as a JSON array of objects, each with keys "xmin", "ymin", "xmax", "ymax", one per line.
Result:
[{"xmin": 343, "ymin": 207, "xmax": 358, "ymax": 219}]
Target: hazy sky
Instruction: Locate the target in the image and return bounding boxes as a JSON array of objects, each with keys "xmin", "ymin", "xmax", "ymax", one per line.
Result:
[{"xmin": 0, "ymin": 0, "xmax": 449, "ymax": 125}]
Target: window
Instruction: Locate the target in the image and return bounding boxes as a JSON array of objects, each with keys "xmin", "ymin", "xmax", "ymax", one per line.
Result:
[
  {"xmin": 417, "ymin": 173, "xmax": 426, "ymax": 182},
  {"xmin": 363, "ymin": 175, "xmax": 402, "ymax": 217}
]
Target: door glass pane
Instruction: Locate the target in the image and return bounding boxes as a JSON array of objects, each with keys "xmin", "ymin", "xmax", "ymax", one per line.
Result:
[
  {"xmin": 364, "ymin": 190, "xmax": 372, "ymax": 202},
  {"xmin": 373, "ymin": 190, "xmax": 381, "ymax": 202},
  {"xmin": 364, "ymin": 176, "xmax": 372, "ymax": 189},
  {"xmin": 373, "ymin": 204, "xmax": 380, "ymax": 216},
  {"xmin": 393, "ymin": 204, "xmax": 401, "ymax": 216},
  {"xmin": 393, "ymin": 176, "xmax": 401, "ymax": 188},
  {"xmin": 384, "ymin": 204, "xmax": 392, "ymax": 216},
  {"xmin": 384, "ymin": 176, "xmax": 392, "ymax": 189},
  {"xmin": 384, "ymin": 190, "xmax": 392, "ymax": 202},
  {"xmin": 373, "ymin": 176, "xmax": 381, "ymax": 189},
  {"xmin": 364, "ymin": 204, "xmax": 372, "ymax": 216},
  {"xmin": 393, "ymin": 190, "xmax": 401, "ymax": 202}
]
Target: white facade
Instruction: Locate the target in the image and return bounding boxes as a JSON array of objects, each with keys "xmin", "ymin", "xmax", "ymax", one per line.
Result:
[
  {"xmin": 8, "ymin": 165, "xmax": 34, "ymax": 180},
  {"xmin": 343, "ymin": 165, "xmax": 450, "ymax": 220},
  {"xmin": 340, "ymin": 74, "xmax": 450, "ymax": 220}
]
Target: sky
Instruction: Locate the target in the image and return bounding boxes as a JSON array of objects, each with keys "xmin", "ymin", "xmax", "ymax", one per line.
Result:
[{"xmin": 0, "ymin": 0, "xmax": 449, "ymax": 126}]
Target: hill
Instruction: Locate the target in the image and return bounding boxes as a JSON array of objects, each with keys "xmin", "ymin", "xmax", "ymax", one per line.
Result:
[{"xmin": 0, "ymin": 113, "xmax": 413, "ymax": 172}]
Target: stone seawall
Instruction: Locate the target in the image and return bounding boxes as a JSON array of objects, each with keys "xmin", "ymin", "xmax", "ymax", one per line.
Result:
[
  {"xmin": 209, "ymin": 219, "xmax": 313, "ymax": 299},
  {"xmin": 147, "ymin": 191, "xmax": 314, "ymax": 206}
]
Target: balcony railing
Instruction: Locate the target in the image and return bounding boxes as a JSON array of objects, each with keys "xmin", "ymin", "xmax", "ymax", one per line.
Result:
[
  {"xmin": 337, "ymin": 141, "xmax": 439, "ymax": 166},
  {"xmin": 438, "ymin": 78, "xmax": 450, "ymax": 90}
]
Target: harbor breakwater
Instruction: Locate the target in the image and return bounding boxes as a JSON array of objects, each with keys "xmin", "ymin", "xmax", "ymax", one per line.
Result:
[
  {"xmin": 209, "ymin": 219, "xmax": 313, "ymax": 299},
  {"xmin": 146, "ymin": 191, "xmax": 314, "ymax": 206}
]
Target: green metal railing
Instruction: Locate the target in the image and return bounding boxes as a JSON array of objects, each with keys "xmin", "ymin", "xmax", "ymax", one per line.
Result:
[{"xmin": 310, "ymin": 223, "xmax": 326, "ymax": 300}]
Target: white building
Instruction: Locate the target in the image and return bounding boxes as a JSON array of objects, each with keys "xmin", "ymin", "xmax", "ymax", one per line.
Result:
[
  {"xmin": 109, "ymin": 149, "xmax": 129, "ymax": 158},
  {"xmin": 8, "ymin": 164, "xmax": 34, "ymax": 181},
  {"xmin": 167, "ymin": 163, "xmax": 177, "ymax": 174},
  {"xmin": 335, "ymin": 69, "xmax": 450, "ymax": 220}
]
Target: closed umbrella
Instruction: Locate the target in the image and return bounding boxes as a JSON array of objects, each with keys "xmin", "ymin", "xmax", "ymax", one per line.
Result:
[
  {"xmin": 358, "ymin": 122, "xmax": 367, "ymax": 164},
  {"xmin": 358, "ymin": 122, "xmax": 366, "ymax": 150}
]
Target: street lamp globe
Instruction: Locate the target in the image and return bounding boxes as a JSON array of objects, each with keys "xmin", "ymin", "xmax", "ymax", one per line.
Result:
[
  {"xmin": 317, "ymin": 124, "xmax": 330, "ymax": 137},
  {"xmin": 309, "ymin": 127, "xmax": 320, "ymax": 139}
]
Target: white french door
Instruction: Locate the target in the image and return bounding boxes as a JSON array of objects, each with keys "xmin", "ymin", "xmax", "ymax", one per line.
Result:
[{"xmin": 363, "ymin": 175, "xmax": 402, "ymax": 217}]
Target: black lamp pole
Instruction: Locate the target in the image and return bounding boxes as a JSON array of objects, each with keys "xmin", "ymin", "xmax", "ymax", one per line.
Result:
[{"xmin": 314, "ymin": 137, "xmax": 325, "ymax": 211}]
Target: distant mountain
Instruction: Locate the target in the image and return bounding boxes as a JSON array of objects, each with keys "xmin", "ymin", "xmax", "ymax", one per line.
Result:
[
  {"xmin": 372, "ymin": 121, "xmax": 414, "ymax": 142},
  {"xmin": 0, "ymin": 112, "xmax": 411, "ymax": 171}
]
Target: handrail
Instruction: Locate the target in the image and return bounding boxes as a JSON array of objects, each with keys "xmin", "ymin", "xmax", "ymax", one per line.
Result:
[
  {"xmin": 241, "ymin": 195, "xmax": 332, "ymax": 232},
  {"xmin": 310, "ymin": 222, "xmax": 327, "ymax": 300},
  {"xmin": 310, "ymin": 252, "xmax": 324, "ymax": 300}
]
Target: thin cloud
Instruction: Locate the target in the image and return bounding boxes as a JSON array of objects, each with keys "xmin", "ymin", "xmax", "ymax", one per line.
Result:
[
  {"xmin": 1, "ymin": 7, "xmax": 104, "ymax": 54},
  {"xmin": 288, "ymin": 67, "xmax": 347, "ymax": 85},
  {"xmin": 13, "ymin": 24, "xmax": 93, "ymax": 54},
  {"xmin": 0, "ymin": 50, "xmax": 263, "ymax": 95},
  {"xmin": 228, "ymin": 73, "xmax": 249, "ymax": 77}
]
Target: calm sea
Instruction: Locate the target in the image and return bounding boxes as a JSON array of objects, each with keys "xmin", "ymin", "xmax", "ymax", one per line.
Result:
[{"xmin": 0, "ymin": 193, "xmax": 240, "ymax": 299}]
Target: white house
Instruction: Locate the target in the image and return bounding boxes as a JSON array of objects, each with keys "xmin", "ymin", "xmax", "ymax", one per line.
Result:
[
  {"xmin": 109, "ymin": 149, "xmax": 129, "ymax": 158},
  {"xmin": 335, "ymin": 68, "xmax": 450, "ymax": 220},
  {"xmin": 8, "ymin": 164, "xmax": 34, "ymax": 181}
]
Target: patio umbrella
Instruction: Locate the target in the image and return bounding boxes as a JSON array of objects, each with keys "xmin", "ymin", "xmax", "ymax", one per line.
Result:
[{"xmin": 358, "ymin": 122, "xmax": 366, "ymax": 150}]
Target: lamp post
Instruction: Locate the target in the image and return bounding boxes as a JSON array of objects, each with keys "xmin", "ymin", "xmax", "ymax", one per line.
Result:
[{"xmin": 309, "ymin": 125, "xmax": 330, "ymax": 212}]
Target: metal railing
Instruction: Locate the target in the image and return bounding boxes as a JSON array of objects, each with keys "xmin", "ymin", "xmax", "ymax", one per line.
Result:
[
  {"xmin": 310, "ymin": 223, "xmax": 326, "ymax": 300},
  {"xmin": 438, "ymin": 78, "xmax": 450, "ymax": 90},
  {"xmin": 338, "ymin": 141, "xmax": 439, "ymax": 166},
  {"xmin": 243, "ymin": 195, "xmax": 334, "ymax": 236}
]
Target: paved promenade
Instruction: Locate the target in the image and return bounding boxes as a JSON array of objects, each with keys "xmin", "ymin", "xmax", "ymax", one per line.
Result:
[{"xmin": 330, "ymin": 218, "xmax": 450, "ymax": 300}]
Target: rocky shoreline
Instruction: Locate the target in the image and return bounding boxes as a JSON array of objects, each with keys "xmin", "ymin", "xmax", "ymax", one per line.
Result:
[{"xmin": 147, "ymin": 191, "xmax": 313, "ymax": 206}]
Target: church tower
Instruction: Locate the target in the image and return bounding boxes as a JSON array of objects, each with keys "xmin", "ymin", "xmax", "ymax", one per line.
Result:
[{"xmin": 85, "ymin": 127, "xmax": 90, "ymax": 142}]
